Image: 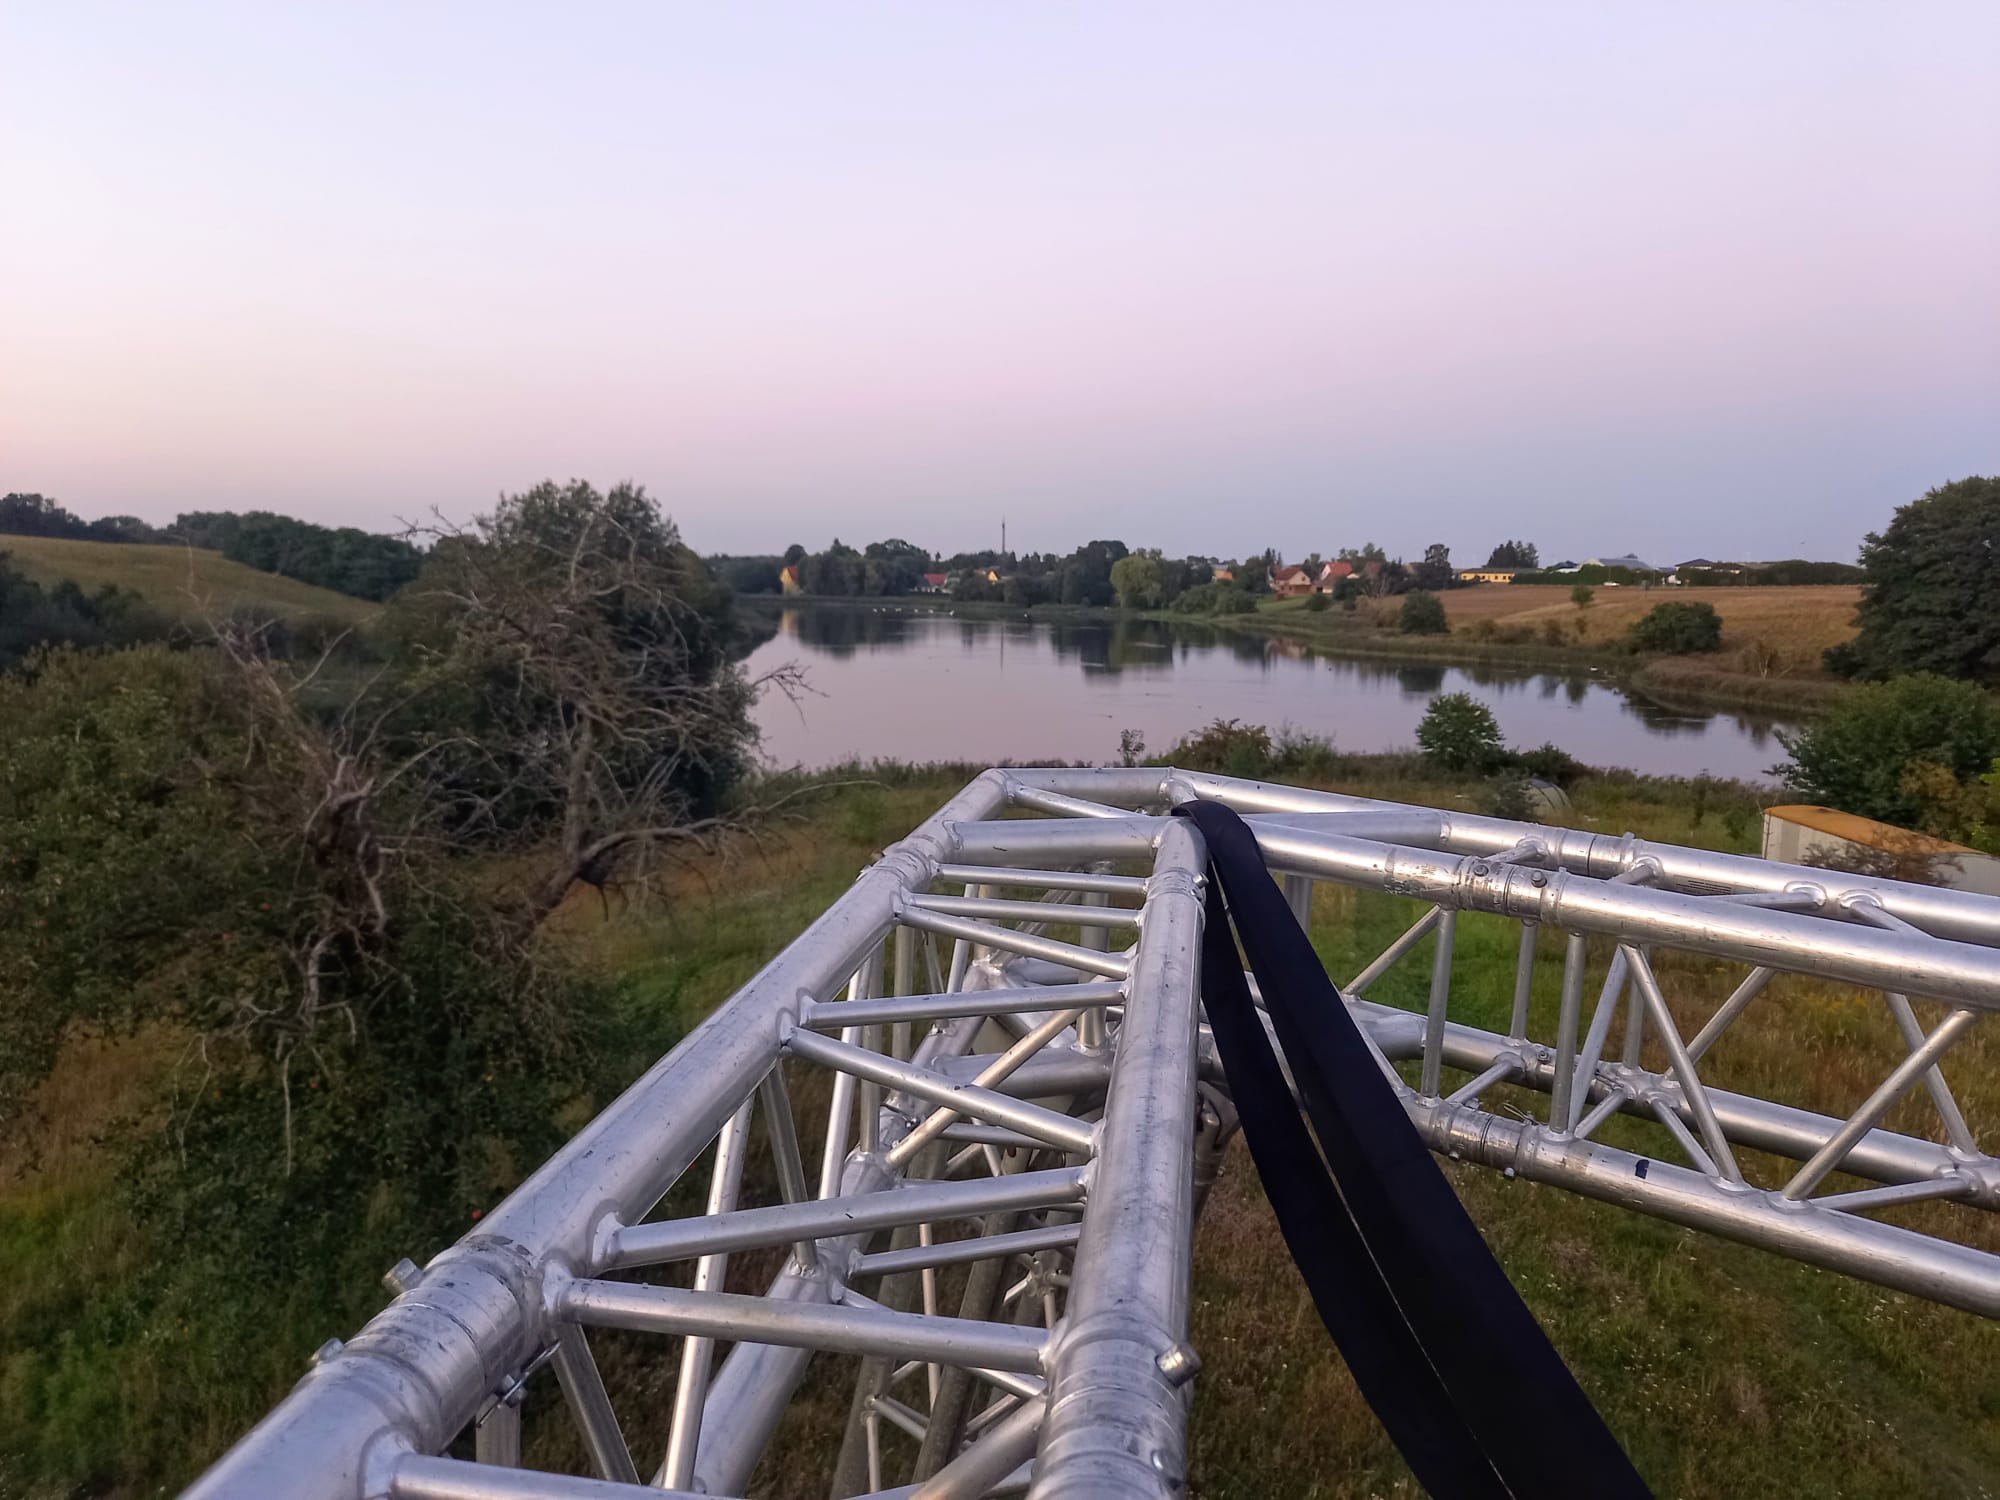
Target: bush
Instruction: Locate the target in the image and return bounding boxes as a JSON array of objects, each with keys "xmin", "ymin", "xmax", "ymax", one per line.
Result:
[
  {"xmin": 1271, "ymin": 724, "xmax": 1340, "ymax": 781},
  {"xmin": 1399, "ymin": 590, "xmax": 1448, "ymax": 635},
  {"xmin": 1516, "ymin": 742, "xmax": 1586, "ymax": 787},
  {"xmin": 1775, "ymin": 673, "xmax": 2000, "ymax": 829},
  {"xmin": 1154, "ymin": 718, "xmax": 1340, "ymax": 782},
  {"xmin": 1303, "ymin": 591, "xmax": 1330, "ymax": 613},
  {"xmin": 1160, "ymin": 718, "xmax": 1274, "ymax": 777},
  {"xmin": 1171, "ymin": 581, "xmax": 1257, "ymax": 616},
  {"xmin": 1629, "ymin": 601, "xmax": 1723, "ymax": 653},
  {"xmin": 1416, "ymin": 693, "xmax": 1506, "ymax": 773},
  {"xmin": 1484, "ymin": 772, "xmax": 1539, "ymax": 821},
  {"xmin": 1570, "ymin": 583, "xmax": 1594, "ymax": 608}
]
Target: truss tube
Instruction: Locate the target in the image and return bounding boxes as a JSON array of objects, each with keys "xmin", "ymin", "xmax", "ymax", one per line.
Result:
[
  {"xmin": 1010, "ymin": 767, "xmax": 2000, "ymax": 945},
  {"xmin": 1355, "ymin": 1004, "xmax": 2000, "ymax": 1206},
  {"xmin": 1030, "ymin": 817, "xmax": 1207, "ymax": 1500},
  {"xmin": 606, "ymin": 1166, "xmax": 1086, "ymax": 1270},
  {"xmin": 389, "ymin": 1454, "xmax": 712, "ymax": 1499},
  {"xmin": 560, "ymin": 1280, "xmax": 1050, "ymax": 1374},
  {"xmin": 959, "ymin": 816, "xmax": 2000, "ymax": 1009},
  {"xmin": 1140, "ymin": 771, "xmax": 2000, "ymax": 945},
  {"xmin": 1407, "ymin": 1097, "xmax": 2000, "ymax": 1316}
]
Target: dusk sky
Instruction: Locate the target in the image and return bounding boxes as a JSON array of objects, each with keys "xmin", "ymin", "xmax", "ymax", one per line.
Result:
[{"xmin": 3, "ymin": 3, "xmax": 1995, "ymax": 564}]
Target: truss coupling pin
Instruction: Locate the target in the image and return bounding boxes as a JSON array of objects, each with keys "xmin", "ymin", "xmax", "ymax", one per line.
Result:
[
  {"xmin": 382, "ymin": 1257, "xmax": 425, "ymax": 1296},
  {"xmin": 1155, "ymin": 1342, "xmax": 1202, "ymax": 1387}
]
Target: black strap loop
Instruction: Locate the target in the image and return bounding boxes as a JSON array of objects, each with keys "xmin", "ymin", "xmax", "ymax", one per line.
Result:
[{"xmin": 1177, "ymin": 800, "xmax": 1649, "ymax": 1500}]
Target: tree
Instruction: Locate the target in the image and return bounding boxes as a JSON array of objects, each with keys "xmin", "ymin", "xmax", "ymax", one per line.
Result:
[
  {"xmin": 713, "ymin": 555, "xmax": 783, "ymax": 594},
  {"xmin": 1837, "ymin": 477, "xmax": 2000, "ymax": 681},
  {"xmin": 1629, "ymin": 601, "xmax": 1723, "ymax": 653},
  {"xmin": 1416, "ymin": 693, "xmax": 1506, "ymax": 772},
  {"xmin": 0, "ymin": 554, "xmax": 170, "ymax": 669},
  {"xmin": 800, "ymin": 540, "xmax": 863, "ymax": 595},
  {"xmin": 1338, "ymin": 542, "xmax": 1388, "ymax": 566},
  {"xmin": 1776, "ymin": 673, "xmax": 2000, "ymax": 829},
  {"xmin": 1399, "ymin": 590, "xmax": 1449, "ymax": 635},
  {"xmin": 1237, "ymin": 549, "xmax": 1275, "ymax": 595},
  {"xmin": 1484, "ymin": 540, "xmax": 1539, "ymax": 569},
  {"xmin": 0, "ymin": 493, "xmax": 93, "ymax": 539},
  {"xmin": 783, "ymin": 542, "xmax": 807, "ymax": 566},
  {"xmin": 392, "ymin": 479, "xmax": 794, "ymax": 930},
  {"xmin": 1413, "ymin": 543, "xmax": 1453, "ymax": 591},
  {"xmin": 1110, "ymin": 553, "xmax": 1165, "ymax": 610},
  {"xmin": 1571, "ymin": 583, "xmax": 1594, "ymax": 610}
]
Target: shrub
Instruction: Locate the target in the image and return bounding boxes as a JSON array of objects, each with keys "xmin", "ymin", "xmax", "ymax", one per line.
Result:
[
  {"xmin": 1271, "ymin": 724, "xmax": 1341, "ymax": 781},
  {"xmin": 1484, "ymin": 772, "xmax": 1539, "ymax": 821},
  {"xmin": 1399, "ymin": 590, "xmax": 1448, "ymax": 635},
  {"xmin": 1629, "ymin": 601, "xmax": 1723, "ymax": 654},
  {"xmin": 1416, "ymin": 693, "xmax": 1506, "ymax": 773},
  {"xmin": 1516, "ymin": 742, "xmax": 1585, "ymax": 787},
  {"xmin": 1571, "ymin": 583, "xmax": 1594, "ymax": 609},
  {"xmin": 1171, "ymin": 582, "xmax": 1257, "ymax": 616},
  {"xmin": 1303, "ymin": 591, "xmax": 1330, "ymax": 613},
  {"xmin": 1540, "ymin": 618, "xmax": 1566, "ymax": 646},
  {"xmin": 1161, "ymin": 717, "xmax": 1275, "ymax": 778},
  {"xmin": 1775, "ymin": 673, "xmax": 2000, "ymax": 829}
]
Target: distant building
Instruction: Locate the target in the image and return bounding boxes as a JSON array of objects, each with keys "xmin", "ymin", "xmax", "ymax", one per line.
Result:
[
  {"xmin": 779, "ymin": 565, "xmax": 803, "ymax": 595},
  {"xmin": 1314, "ymin": 560, "xmax": 1353, "ymax": 592},
  {"xmin": 920, "ymin": 571, "xmax": 950, "ymax": 593},
  {"xmin": 1211, "ymin": 566, "xmax": 1234, "ymax": 583},
  {"xmin": 1269, "ymin": 562, "xmax": 1316, "ymax": 597},
  {"xmin": 1584, "ymin": 554, "xmax": 1658, "ymax": 573},
  {"xmin": 1457, "ymin": 567, "xmax": 1518, "ymax": 584}
]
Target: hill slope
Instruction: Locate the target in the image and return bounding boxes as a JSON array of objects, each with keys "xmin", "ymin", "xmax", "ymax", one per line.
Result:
[{"xmin": 0, "ymin": 534, "xmax": 381, "ymax": 627}]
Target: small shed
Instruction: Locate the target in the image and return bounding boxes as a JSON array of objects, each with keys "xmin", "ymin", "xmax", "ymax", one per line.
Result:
[{"xmin": 1762, "ymin": 805, "xmax": 2000, "ymax": 895}]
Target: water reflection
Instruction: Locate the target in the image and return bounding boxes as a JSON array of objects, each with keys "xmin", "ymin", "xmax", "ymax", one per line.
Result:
[{"xmin": 741, "ymin": 603, "xmax": 1797, "ymax": 781}]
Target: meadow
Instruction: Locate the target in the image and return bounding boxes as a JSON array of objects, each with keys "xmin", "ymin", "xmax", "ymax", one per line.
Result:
[
  {"xmin": 0, "ymin": 534, "xmax": 380, "ymax": 628},
  {"xmin": 1236, "ymin": 584, "xmax": 1862, "ymax": 713}
]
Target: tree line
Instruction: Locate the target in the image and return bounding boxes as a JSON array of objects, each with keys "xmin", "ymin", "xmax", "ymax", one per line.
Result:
[{"xmin": 2, "ymin": 492, "xmax": 424, "ymax": 601}]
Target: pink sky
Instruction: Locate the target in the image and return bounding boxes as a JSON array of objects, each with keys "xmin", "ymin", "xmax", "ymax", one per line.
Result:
[{"xmin": 3, "ymin": 3, "xmax": 1994, "ymax": 563}]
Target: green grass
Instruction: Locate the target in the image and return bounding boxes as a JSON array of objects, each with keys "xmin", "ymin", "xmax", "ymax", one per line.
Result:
[
  {"xmin": 5, "ymin": 760, "xmax": 1997, "ymax": 1495},
  {"xmin": 0, "ymin": 534, "xmax": 380, "ymax": 627}
]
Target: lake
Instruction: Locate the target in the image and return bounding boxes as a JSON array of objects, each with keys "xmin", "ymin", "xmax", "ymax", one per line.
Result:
[{"xmin": 742, "ymin": 605, "xmax": 1796, "ymax": 782}]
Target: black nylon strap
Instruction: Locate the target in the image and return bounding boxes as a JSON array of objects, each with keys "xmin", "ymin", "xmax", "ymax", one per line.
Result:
[{"xmin": 1177, "ymin": 800, "xmax": 1650, "ymax": 1500}]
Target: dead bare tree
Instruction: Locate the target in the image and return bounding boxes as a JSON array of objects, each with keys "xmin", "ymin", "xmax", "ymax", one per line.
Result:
[{"xmin": 396, "ymin": 480, "xmax": 807, "ymax": 932}]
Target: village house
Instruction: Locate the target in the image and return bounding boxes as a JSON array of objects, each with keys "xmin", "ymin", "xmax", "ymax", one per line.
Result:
[
  {"xmin": 1268, "ymin": 562, "xmax": 1315, "ymax": 597},
  {"xmin": 1457, "ymin": 566, "xmax": 1519, "ymax": 584},
  {"xmin": 779, "ymin": 564, "xmax": 803, "ymax": 595},
  {"xmin": 1315, "ymin": 560, "xmax": 1354, "ymax": 592}
]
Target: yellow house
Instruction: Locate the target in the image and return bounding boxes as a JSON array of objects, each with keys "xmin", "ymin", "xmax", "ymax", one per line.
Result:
[
  {"xmin": 1457, "ymin": 567, "xmax": 1519, "ymax": 584},
  {"xmin": 779, "ymin": 565, "xmax": 803, "ymax": 595}
]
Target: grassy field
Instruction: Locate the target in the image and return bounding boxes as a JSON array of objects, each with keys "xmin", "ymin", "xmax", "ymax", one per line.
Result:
[
  {"xmin": 1234, "ymin": 584, "xmax": 1861, "ymax": 713},
  {"xmin": 0, "ymin": 534, "xmax": 379, "ymax": 627},
  {"xmin": 6, "ymin": 758, "xmax": 1996, "ymax": 1496}
]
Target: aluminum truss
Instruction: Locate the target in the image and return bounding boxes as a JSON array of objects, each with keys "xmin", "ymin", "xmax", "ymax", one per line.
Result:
[{"xmin": 186, "ymin": 768, "xmax": 2000, "ymax": 1500}]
